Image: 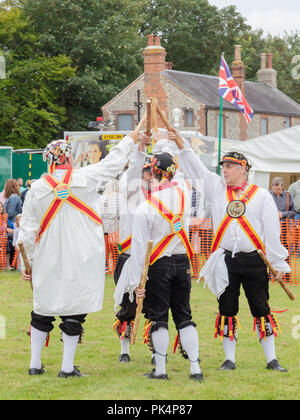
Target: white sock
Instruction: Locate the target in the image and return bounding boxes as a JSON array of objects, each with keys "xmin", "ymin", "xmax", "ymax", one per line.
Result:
[
  {"xmin": 152, "ymin": 328, "xmax": 169, "ymax": 376},
  {"xmin": 120, "ymin": 337, "xmax": 130, "ymax": 355},
  {"xmin": 179, "ymin": 325, "xmax": 201, "ymax": 375},
  {"xmin": 30, "ymin": 326, "xmax": 48, "ymax": 369},
  {"xmin": 256, "ymin": 323, "xmax": 276, "ymax": 363},
  {"xmin": 61, "ymin": 333, "xmax": 79, "ymax": 373},
  {"xmin": 222, "ymin": 326, "xmax": 237, "ymax": 364}
]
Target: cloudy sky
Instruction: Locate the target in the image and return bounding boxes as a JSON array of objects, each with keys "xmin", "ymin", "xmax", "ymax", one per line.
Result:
[{"xmin": 209, "ymin": 0, "xmax": 300, "ymax": 36}]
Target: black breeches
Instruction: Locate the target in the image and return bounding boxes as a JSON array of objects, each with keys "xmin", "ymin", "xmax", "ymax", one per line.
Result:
[
  {"xmin": 218, "ymin": 252, "xmax": 270, "ymax": 318},
  {"xmin": 143, "ymin": 254, "xmax": 195, "ymax": 331},
  {"xmin": 114, "ymin": 253, "xmax": 137, "ymax": 323},
  {"xmin": 31, "ymin": 311, "xmax": 87, "ymax": 336}
]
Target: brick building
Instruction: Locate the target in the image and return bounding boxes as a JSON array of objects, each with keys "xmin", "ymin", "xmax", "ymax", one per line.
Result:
[{"xmin": 102, "ymin": 35, "xmax": 300, "ymax": 140}]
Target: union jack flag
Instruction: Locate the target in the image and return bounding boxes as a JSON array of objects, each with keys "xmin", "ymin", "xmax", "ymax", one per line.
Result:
[{"xmin": 219, "ymin": 53, "xmax": 254, "ymax": 123}]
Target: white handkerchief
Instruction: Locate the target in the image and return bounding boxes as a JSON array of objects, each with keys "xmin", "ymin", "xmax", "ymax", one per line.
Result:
[{"xmin": 198, "ymin": 248, "xmax": 229, "ymax": 299}]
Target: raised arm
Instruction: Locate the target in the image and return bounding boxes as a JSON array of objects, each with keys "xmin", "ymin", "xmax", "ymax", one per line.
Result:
[
  {"xmin": 168, "ymin": 130, "xmax": 223, "ymax": 202},
  {"xmin": 119, "ymin": 133, "xmax": 151, "ymax": 196}
]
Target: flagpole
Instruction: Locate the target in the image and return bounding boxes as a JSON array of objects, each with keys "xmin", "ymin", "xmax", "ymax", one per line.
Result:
[{"xmin": 217, "ymin": 96, "xmax": 223, "ymax": 175}]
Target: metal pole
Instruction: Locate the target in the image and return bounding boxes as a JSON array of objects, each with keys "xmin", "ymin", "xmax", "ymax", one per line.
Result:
[
  {"xmin": 217, "ymin": 96, "xmax": 223, "ymax": 175},
  {"xmin": 137, "ymin": 89, "xmax": 141, "ymax": 123},
  {"xmin": 28, "ymin": 153, "xmax": 32, "ymax": 187}
]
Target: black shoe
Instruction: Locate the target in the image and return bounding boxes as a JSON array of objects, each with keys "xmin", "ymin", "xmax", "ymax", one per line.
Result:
[
  {"xmin": 144, "ymin": 369, "xmax": 168, "ymax": 380},
  {"xmin": 218, "ymin": 360, "xmax": 236, "ymax": 370},
  {"xmin": 58, "ymin": 366, "xmax": 85, "ymax": 378},
  {"xmin": 190, "ymin": 373, "xmax": 204, "ymax": 382},
  {"xmin": 28, "ymin": 364, "xmax": 46, "ymax": 376},
  {"xmin": 267, "ymin": 359, "xmax": 288, "ymax": 372},
  {"xmin": 119, "ymin": 354, "xmax": 131, "ymax": 363}
]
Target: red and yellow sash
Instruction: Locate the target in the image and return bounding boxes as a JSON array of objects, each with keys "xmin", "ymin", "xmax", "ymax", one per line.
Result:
[
  {"xmin": 36, "ymin": 169, "xmax": 103, "ymax": 243},
  {"xmin": 117, "ymin": 235, "xmax": 132, "ymax": 254},
  {"xmin": 147, "ymin": 187, "xmax": 194, "ymax": 265},
  {"xmin": 211, "ymin": 184, "xmax": 265, "ymax": 253}
]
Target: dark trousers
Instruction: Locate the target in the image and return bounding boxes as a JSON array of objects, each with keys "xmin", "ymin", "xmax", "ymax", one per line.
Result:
[
  {"xmin": 31, "ymin": 311, "xmax": 87, "ymax": 336},
  {"xmin": 143, "ymin": 254, "xmax": 195, "ymax": 331},
  {"xmin": 114, "ymin": 253, "xmax": 137, "ymax": 323},
  {"xmin": 218, "ymin": 251, "xmax": 270, "ymax": 318}
]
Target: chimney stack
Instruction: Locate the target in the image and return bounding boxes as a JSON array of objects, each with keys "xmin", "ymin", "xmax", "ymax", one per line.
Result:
[
  {"xmin": 143, "ymin": 34, "xmax": 168, "ymax": 123},
  {"xmin": 231, "ymin": 45, "xmax": 245, "ymax": 95},
  {"xmin": 143, "ymin": 34, "xmax": 167, "ymax": 75},
  {"xmin": 257, "ymin": 52, "xmax": 277, "ymax": 88},
  {"xmin": 231, "ymin": 46, "xmax": 247, "ymax": 140}
]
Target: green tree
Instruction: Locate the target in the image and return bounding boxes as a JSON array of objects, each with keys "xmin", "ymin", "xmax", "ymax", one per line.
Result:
[
  {"xmin": 238, "ymin": 30, "xmax": 300, "ymax": 104},
  {"xmin": 0, "ymin": 5, "xmax": 75, "ymax": 148},
  {"xmin": 20, "ymin": 0, "xmax": 146, "ymax": 130},
  {"xmin": 141, "ymin": 0, "xmax": 250, "ymax": 75},
  {"xmin": 265, "ymin": 32, "xmax": 300, "ymax": 104}
]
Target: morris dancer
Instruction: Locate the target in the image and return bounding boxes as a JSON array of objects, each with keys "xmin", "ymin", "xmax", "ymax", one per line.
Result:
[
  {"xmin": 113, "ymin": 132, "xmax": 152, "ymax": 362},
  {"xmin": 113, "ymin": 129, "xmax": 174, "ymax": 363},
  {"xmin": 19, "ymin": 133, "xmax": 137, "ymax": 377},
  {"xmin": 115, "ymin": 152, "xmax": 203, "ymax": 381},
  {"xmin": 169, "ymin": 130, "xmax": 290, "ymax": 372}
]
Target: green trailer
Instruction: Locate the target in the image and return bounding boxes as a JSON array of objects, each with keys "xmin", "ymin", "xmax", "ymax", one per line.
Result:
[
  {"xmin": 0, "ymin": 148, "xmax": 47, "ymax": 192},
  {"xmin": 0, "ymin": 147, "xmax": 12, "ymax": 191},
  {"xmin": 12, "ymin": 149, "xmax": 47, "ymax": 185}
]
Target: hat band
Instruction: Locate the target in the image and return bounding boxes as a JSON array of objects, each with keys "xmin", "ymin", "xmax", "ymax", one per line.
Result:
[{"xmin": 223, "ymin": 156, "xmax": 247, "ymax": 167}]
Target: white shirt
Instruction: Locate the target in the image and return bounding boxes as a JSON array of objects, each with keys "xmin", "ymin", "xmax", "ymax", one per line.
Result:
[
  {"xmin": 114, "ymin": 171, "xmax": 191, "ymax": 308},
  {"xmin": 118, "ymin": 145, "xmax": 148, "ymax": 252},
  {"xmin": 177, "ymin": 141, "xmax": 290, "ymax": 273},
  {"xmin": 18, "ymin": 136, "xmax": 134, "ymax": 316}
]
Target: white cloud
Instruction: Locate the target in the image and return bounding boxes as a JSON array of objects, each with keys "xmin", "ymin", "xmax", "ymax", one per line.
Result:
[
  {"xmin": 247, "ymin": 9, "xmax": 300, "ymax": 36},
  {"xmin": 208, "ymin": 0, "xmax": 300, "ymax": 35}
]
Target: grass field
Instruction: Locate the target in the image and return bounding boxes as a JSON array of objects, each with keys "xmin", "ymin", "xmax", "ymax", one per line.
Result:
[{"xmin": 0, "ymin": 270, "xmax": 299, "ymax": 401}]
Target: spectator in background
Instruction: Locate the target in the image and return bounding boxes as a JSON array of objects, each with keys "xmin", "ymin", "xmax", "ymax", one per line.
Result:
[
  {"xmin": 0, "ymin": 189, "xmax": 7, "ymax": 206},
  {"xmin": 270, "ymin": 176, "xmax": 295, "ymax": 281},
  {"xmin": 288, "ymin": 177, "xmax": 300, "ymax": 257},
  {"xmin": 0, "ymin": 201, "xmax": 14, "ymax": 270},
  {"xmin": 4, "ymin": 179, "xmax": 23, "ymax": 223},
  {"xmin": 16, "ymin": 178, "xmax": 26, "ymax": 194},
  {"xmin": 288, "ymin": 177, "xmax": 300, "ymax": 221},
  {"xmin": 270, "ymin": 177, "xmax": 296, "ymax": 220},
  {"xmin": 21, "ymin": 180, "xmax": 36, "ymax": 206}
]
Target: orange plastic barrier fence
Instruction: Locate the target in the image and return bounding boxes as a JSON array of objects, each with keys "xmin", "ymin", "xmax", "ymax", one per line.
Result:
[
  {"xmin": 0, "ymin": 214, "xmax": 8, "ymax": 270},
  {"xmin": 1, "ymin": 218, "xmax": 298, "ymax": 286},
  {"xmin": 106, "ymin": 218, "xmax": 300, "ymax": 285}
]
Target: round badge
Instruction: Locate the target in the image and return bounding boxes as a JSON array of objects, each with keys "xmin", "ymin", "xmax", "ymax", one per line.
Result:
[
  {"xmin": 54, "ymin": 184, "xmax": 70, "ymax": 200},
  {"xmin": 226, "ymin": 200, "xmax": 246, "ymax": 218},
  {"xmin": 172, "ymin": 215, "xmax": 183, "ymax": 233}
]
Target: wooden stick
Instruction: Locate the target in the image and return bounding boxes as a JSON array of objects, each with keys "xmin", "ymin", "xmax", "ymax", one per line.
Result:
[
  {"xmin": 257, "ymin": 250, "xmax": 295, "ymax": 301},
  {"xmin": 151, "ymin": 97, "xmax": 158, "ymax": 134},
  {"xmin": 18, "ymin": 241, "xmax": 33, "ymax": 291},
  {"xmin": 134, "ymin": 112, "xmax": 147, "ymax": 133},
  {"xmin": 146, "ymin": 99, "xmax": 152, "ymax": 136},
  {"xmin": 156, "ymin": 104, "xmax": 184, "ymax": 149},
  {"xmin": 130, "ymin": 240, "xmax": 154, "ymax": 345}
]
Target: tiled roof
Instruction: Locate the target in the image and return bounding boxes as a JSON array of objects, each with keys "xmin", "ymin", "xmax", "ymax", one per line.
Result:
[{"xmin": 162, "ymin": 70, "xmax": 300, "ymax": 117}]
